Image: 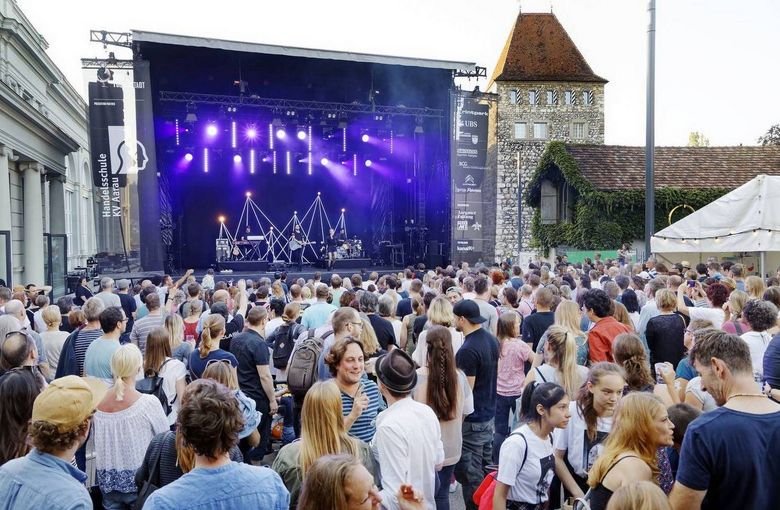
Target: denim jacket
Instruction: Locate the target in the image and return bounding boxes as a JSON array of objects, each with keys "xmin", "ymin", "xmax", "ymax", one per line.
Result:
[{"xmin": 0, "ymin": 449, "xmax": 91, "ymax": 510}]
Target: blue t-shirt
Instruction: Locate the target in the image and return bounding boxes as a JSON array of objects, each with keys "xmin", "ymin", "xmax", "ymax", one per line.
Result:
[
  {"xmin": 456, "ymin": 328, "xmax": 499, "ymax": 423},
  {"xmin": 340, "ymin": 379, "xmax": 385, "ymax": 442},
  {"xmin": 763, "ymin": 334, "xmax": 780, "ymax": 389},
  {"xmin": 188, "ymin": 349, "xmax": 238, "ymax": 380},
  {"xmin": 144, "ymin": 461, "xmax": 289, "ymax": 509},
  {"xmin": 676, "ymin": 406, "xmax": 780, "ymax": 510},
  {"xmin": 675, "ymin": 357, "xmax": 697, "ymax": 380},
  {"xmin": 83, "ymin": 337, "xmax": 121, "ymax": 380}
]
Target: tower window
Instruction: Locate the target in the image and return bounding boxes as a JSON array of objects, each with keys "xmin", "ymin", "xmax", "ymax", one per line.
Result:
[
  {"xmin": 509, "ymin": 89, "xmax": 521, "ymax": 104},
  {"xmin": 583, "ymin": 90, "xmax": 594, "ymax": 106},
  {"xmin": 565, "ymin": 90, "xmax": 578, "ymax": 105},
  {"xmin": 533, "ymin": 122, "xmax": 548, "ymax": 139},
  {"xmin": 546, "ymin": 90, "xmax": 557, "ymax": 105},
  {"xmin": 529, "ymin": 90, "xmax": 539, "ymax": 105},
  {"xmin": 514, "ymin": 122, "xmax": 527, "ymax": 139},
  {"xmin": 572, "ymin": 122, "xmax": 586, "ymax": 139}
]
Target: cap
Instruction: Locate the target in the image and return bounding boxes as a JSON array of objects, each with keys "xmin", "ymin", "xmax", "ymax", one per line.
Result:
[
  {"xmin": 452, "ymin": 299, "xmax": 487, "ymax": 324},
  {"xmin": 376, "ymin": 349, "xmax": 417, "ymax": 393},
  {"xmin": 681, "ymin": 261, "xmax": 691, "ymax": 269},
  {"xmin": 32, "ymin": 376, "xmax": 107, "ymax": 432},
  {"xmin": 638, "ymin": 271, "xmax": 651, "ymax": 279},
  {"xmin": 116, "ymin": 279, "xmax": 131, "ymax": 290}
]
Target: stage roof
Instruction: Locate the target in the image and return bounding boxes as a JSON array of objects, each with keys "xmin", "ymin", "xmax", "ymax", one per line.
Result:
[{"xmin": 132, "ymin": 30, "xmax": 476, "ymax": 72}]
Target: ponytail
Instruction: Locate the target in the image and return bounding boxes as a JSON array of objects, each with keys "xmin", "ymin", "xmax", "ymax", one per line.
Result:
[
  {"xmin": 546, "ymin": 325, "xmax": 581, "ymax": 397},
  {"xmin": 114, "ymin": 378, "xmax": 126, "ymax": 401},
  {"xmin": 520, "ymin": 381, "xmax": 568, "ymax": 425},
  {"xmin": 200, "ymin": 314, "xmax": 226, "ymax": 359},
  {"xmin": 425, "ymin": 326, "xmax": 458, "ymax": 421},
  {"xmin": 612, "ymin": 333, "xmax": 653, "ymax": 392},
  {"xmin": 109, "ymin": 343, "xmax": 143, "ymax": 401}
]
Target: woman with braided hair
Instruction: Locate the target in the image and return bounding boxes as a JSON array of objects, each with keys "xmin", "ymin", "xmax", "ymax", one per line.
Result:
[{"xmin": 412, "ymin": 325, "xmax": 473, "ymax": 510}]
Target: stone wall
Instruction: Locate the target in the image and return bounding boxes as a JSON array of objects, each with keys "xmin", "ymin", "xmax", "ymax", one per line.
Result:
[{"xmin": 490, "ymin": 80, "xmax": 605, "ymax": 263}]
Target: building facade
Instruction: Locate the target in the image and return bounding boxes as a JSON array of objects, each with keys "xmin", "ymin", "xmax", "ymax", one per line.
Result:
[
  {"xmin": 488, "ymin": 12, "xmax": 606, "ymax": 264},
  {"xmin": 0, "ymin": 0, "xmax": 94, "ymax": 293}
]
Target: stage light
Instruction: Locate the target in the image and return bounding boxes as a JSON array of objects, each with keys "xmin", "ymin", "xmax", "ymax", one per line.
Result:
[
  {"xmin": 245, "ymin": 191, "xmax": 252, "ymax": 198},
  {"xmin": 276, "ymin": 129, "xmax": 287, "ymax": 140},
  {"xmin": 341, "ymin": 208, "xmax": 346, "ymax": 213},
  {"xmin": 249, "ymin": 149, "xmax": 256, "ymax": 174},
  {"xmin": 233, "ymin": 154, "xmax": 242, "ymax": 163},
  {"xmin": 206, "ymin": 124, "xmax": 218, "ymax": 137},
  {"xmin": 297, "ymin": 129, "xmax": 307, "ymax": 140},
  {"xmin": 203, "ymin": 148, "xmax": 209, "ymax": 172},
  {"xmin": 175, "ymin": 119, "xmax": 180, "ymax": 146},
  {"xmin": 231, "ymin": 121, "xmax": 237, "ymax": 148},
  {"xmin": 218, "ymin": 215, "xmax": 225, "ymax": 223},
  {"xmin": 308, "ymin": 151, "xmax": 312, "ymax": 175},
  {"xmin": 342, "ymin": 127, "xmax": 347, "ymax": 152},
  {"xmin": 361, "ymin": 134, "xmax": 370, "ymax": 143},
  {"xmin": 272, "ymin": 150, "xmax": 277, "ymax": 174},
  {"xmin": 365, "ymin": 159, "xmax": 372, "ymax": 167},
  {"xmin": 246, "ymin": 127, "xmax": 257, "ymax": 139},
  {"xmin": 184, "ymin": 153, "xmax": 193, "ymax": 162},
  {"xmin": 286, "ymin": 151, "xmax": 291, "ymax": 175},
  {"xmin": 268, "ymin": 123, "xmax": 274, "ymax": 150},
  {"xmin": 353, "ymin": 153, "xmax": 357, "ymax": 176},
  {"xmin": 320, "ymin": 157, "xmax": 329, "ymax": 165}
]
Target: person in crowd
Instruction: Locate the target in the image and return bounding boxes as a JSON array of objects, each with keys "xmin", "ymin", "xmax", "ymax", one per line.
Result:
[
  {"xmin": 720, "ymin": 289, "xmax": 751, "ymax": 335},
  {"xmin": 208, "ymin": 294, "xmax": 247, "ymax": 353},
  {"xmin": 361, "ymin": 291, "xmax": 396, "ymax": 351},
  {"xmin": 84, "ymin": 306, "xmax": 126, "ymax": 382},
  {"xmin": 182, "ymin": 299, "xmax": 201, "ymax": 344},
  {"xmin": 316, "ymin": 306, "xmax": 359, "ymax": 381},
  {"xmin": 95, "ymin": 277, "xmax": 122, "ymax": 309},
  {"xmin": 3, "ymin": 300, "xmax": 49, "ymax": 377},
  {"xmin": 143, "ymin": 326, "xmax": 187, "ymax": 427},
  {"xmin": 527, "ymin": 325, "xmax": 588, "ymax": 397},
  {"xmin": 521, "ymin": 287, "xmax": 556, "ymax": 352},
  {"xmin": 611, "ymin": 302, "xmax": 635, "ymax": 333},
  {"xmin": 412, "ymin": 325, "xmax": 474, "ymax": 510},
  {"xmin": 39, "ymin": 304, "xmax": 69, "ymax": 370},
  {"xmin": 670, "ymin": 330, "xmax": 780, "ymax": 510},
  {"xmin": 555, "ymin": 362, "xmax": 626, "ymax": 498},
  {"xmin": 535, "ymin": 300, "xmax": 589, "ymax": 366},
  {"xmin": 493, "ymin": 313, "xmax": 533, "ymax": 461},
  {"xmin": 413, "ymin": 296, "xmax": 464, "ymax": 368},
  {"xmin": 453, "ymin": 299, "xmax": 499, "ymax": 510},
  {"xmin": 637, "ymin": 279, "xmax": 667, "ymax": 341},
  {"xmin": 229, "ymin": 306, "xmax": 276, "ymax": 463},
  {"xmin": 164, "ymin": 313, "xmax": 193, "ymax": 367},
  {"xmin": 471, "ymin": 276, "xmax": 499, "ymax": 335},
  {"xmin": 745, "ymin": 275, "xmax": 766, "ymax": 301},
  {"xmin": 379, "ymin": 293, "xmax": 403, "ymax": 345},
  {"xmin": 371, "ymin": 348, "xmax": 444, "ymax": 510},
  {"xmin": 325, "ymin": 337, "xmax": 385, "ymax": 442},
  {"xmin": 296, "ymin": 454, "xmax": 390, "ymax": 510},
  {"xmin": 739, "ymin": 298, "xmax": 778, "ymax": 382},
  {"xmin": 606, "ymin": 481, "xmax": 672, "ymax": 510},
  {"xmin": 73, "ymin": 276, "xmax": 93, "ymax": 307},
  {"xmin": 272, "ymin": 381, "xmax": 374, "ymax": 507},
  {"xmin": 585, "ymin": 289, "xmax": 631, "ymax": 363},
  {"xmin": 130, "ymin": 293, "xmax": 166, "ymax": 353},
  {"xmin": 620, "ymin": 289, "xmax": 641, "ymax": 330},
  {"xmin": 115, "ymin": 279, "xmax": 137, "ymax": 335},
  {"xmin": 94, "ymin": 344, "xmax": 169, "ymax": 508},
  {"xmin": 665, "ymin": 403, "xmax": 701, "ymax": 479},
  {"xmin": 645, "ymin": 289, "xmax": 687, "ymax": 368},
  {"xmin": 143, "ymin": 379, "xmax": 290, "ymax": 509},
  {"xmin": 613, "ymin": 333, "xmax": 679, "ymax": 407},
  {"xmin": 31, "ymin": 294, "xmax": 49, "ymax": 333},
  {"xmin": 586, "ymin": 393, "xmax": 675, "ymax": 510},
  {"xmin": 188, "ymin": 314, "xmax": 238, "ymax": 380},
  {"xmin": 359, "ymin": 316, "xmax": 383, "ymax": 359},
  {"xmin": 301, "ymin": 284, "xmax": 337, "ymax": 330},
  {"xmin": 67, "ymin": 308, "xmax": 87, "ymax": 332},
  {"xmin": 400, "ymin": 295, "xmax": 424, "ymax": 354},
  {"xmin": 0, "ymin": 375, "xmax": 105, "ymax": 509},
  {"xmin": 59, "ymin": 296, "xmax": 103, "ymax": 377},
  {"xmin": 675, "ymin": 282, "xmax": 729, "ymax": 329},
  {"xmin": 492, "ymin": 382, "xmax": 571, "ymax": 510},
  {"xmin": 0, "ymin": 367, "xmax": 41, "ymax": 465}
]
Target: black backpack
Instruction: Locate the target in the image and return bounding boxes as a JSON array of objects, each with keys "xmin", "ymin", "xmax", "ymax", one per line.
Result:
[
  {"xmin": 287, "ymin": 328, "xmax": 332, "ymax": 398},
  {"xmin": 271, "ymin": 324, "xmax": 296, "ymax": 370},
  {"xmin": 136, "ymin": 359, "xmax": 172, "ymax": 415}
]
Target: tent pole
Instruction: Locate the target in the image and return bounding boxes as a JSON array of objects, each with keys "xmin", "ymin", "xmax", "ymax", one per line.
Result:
[{"xmin": 760, "ymin": 251, "xmax": 766, "ymax": 278}]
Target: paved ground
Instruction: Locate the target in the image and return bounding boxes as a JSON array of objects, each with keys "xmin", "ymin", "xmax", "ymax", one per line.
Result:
[{"xmin": 450, "ymin": 484, "xmax": 467, "ymax": 510}]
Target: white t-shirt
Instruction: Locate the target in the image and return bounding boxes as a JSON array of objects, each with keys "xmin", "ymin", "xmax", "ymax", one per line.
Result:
[
  {"xmin": 554, "ymin": 401, "xmax": 613, "ymax": 478},
  {"xmin": 685, "ymin": 376, "xmax": 718, "ymax": 412},
  {"xmin": 688, "ymin": 306, "xmax": 725, "ymax": 330},
  {"xmin": 496, "ymin": 424, "xmax": 555, "ymax": 505},
  {"xmin": 534, "ymin": 364, "xmax": 589, "ymax": 393},
  {"xmin": 159, "ymin": 357, "xmax": 187, "ymax": 425},
  {"xmin": 740, "ymin": 331, "xmax": 772, "ymax": 380}
]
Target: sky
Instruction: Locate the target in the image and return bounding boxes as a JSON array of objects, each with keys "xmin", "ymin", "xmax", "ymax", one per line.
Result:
[{"xmin": 15, "ymin": 0, "xmax": 780, "ymax": 146}]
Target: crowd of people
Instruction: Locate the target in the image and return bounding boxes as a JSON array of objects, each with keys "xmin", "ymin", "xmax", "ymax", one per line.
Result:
[{"xmin": 0, "ymin": 255, "xmax": 779, "ymax": 510}]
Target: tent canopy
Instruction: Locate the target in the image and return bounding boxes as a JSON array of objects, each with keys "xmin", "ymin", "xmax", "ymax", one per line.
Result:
[{"xmin": 651, "ymin": 174, "xmax": 780, "ymax": 253}]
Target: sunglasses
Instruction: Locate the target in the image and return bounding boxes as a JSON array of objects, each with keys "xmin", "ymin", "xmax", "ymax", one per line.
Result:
[{"xmin": 205, "ymin": 358, "xmax": 232, "ymax": 368}]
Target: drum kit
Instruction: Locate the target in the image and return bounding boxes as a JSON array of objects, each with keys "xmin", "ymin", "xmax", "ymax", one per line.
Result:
[{"xmin": 329, "ymin": 238, "xmax": 363, "ymax": 259}]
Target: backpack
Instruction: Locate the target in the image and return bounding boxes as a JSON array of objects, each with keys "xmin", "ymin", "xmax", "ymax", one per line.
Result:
[
  {"xmin": 271, "ymin": 324, "xmax": 296, "ymax": 370},
  {"xmin": 287, "ymin": 328, "xmax": 331, "ymax": 398},
  {"xmin": 136, "ymin": 359, "xmax": 172, "ymax": 415}
]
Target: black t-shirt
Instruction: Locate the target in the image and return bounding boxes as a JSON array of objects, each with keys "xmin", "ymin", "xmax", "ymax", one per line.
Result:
[
  {"xmin": 368, "ymin": 314, "xmax": 396, "ymax": 350},
  {"xmin": 521, "ymin": 311, "xmax": 555, "ymax": 351},
  {"xmin": 118, "ymin": 293, "xmax": 137, "ymax": 333},
  {"xmin": 229, "ymin": 329, "xmax": 270, "ymax": 408},
  {"xmin": 218, "ymin": 315, "xmax": 245, "ymax": 352},
  {"xmin": 74, "ymin": 285, "xmax": 93, "ymax": 307},
  {"xmin": 413, "ymin": 315, "xmax": 427, "ymax": 337},
  {"xmin": 456, "ymin": 327, "xmax": 499, "ymax": 422},
  {"xmin": 645, "ymin": 313, "xmax": 687, "ymax": 367}
]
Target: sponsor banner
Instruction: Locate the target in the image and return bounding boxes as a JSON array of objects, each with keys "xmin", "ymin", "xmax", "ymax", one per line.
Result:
[{"xmin": 88, "ymin": 82, "xmax": 125, "ymax": 218}]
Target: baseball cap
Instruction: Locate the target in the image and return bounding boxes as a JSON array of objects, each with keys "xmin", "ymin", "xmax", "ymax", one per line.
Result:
[
  {"xmin": 32, "ymin": 376, "xmax": 107, "ymax": 432},
  {"xmin": 117, "ymin": 279, "xmax": 131, "ymax": 290},
  {"xmin": 452, "ymin": 299, "xmax": 487, "ymax": 324}
]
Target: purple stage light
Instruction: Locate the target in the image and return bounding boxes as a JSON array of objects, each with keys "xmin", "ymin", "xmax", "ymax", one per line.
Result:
[
  {"xmin": 233, "ymin": 154, "xmax": 242, "ymax": 163},
  {"xmin": 249, "ymin": 149, "xmax": 256, "ymax": 174},
  {"xmin": 246, "ymin": 127, "xmax": 257, "ymax": 139},
  {"xmin": 184, "ymin": 153, "xmax": 193, "ymax": 162},
  {"xmin": 206, "ymin": 124, "xmax": 218, "ymax": 137},
  {"xmin": 297, "ymin": 129, "xmax": 307, "ymax": 140},
  {"xmin": 361, "ymin": 134, "xmax": 369, "ymax": 143},
  {"xmin": 276, "ymin": 129, "xmax": 287, "ymax": 140},
  {"xmin": 365, "ymin": 159, "xmax": 372, "ymax": 167},
  {"xmin": 320, "ymin": 157, "xmax": 329, "ymax": 165},
  {"xmin": 203, "ymin": 148, "xmax": 209, "ymax": 172},
  {"xmin": 231, "ymin": 121, "xmax": 237, "ymax": 148}
]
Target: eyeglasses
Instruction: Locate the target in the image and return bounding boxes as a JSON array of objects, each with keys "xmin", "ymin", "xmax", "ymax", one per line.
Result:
[{"xmin": 350, "ymin": 321, "xmax": 363, "ymax": 327}]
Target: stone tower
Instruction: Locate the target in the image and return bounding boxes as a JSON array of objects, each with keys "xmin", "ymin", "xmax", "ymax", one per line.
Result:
[{"xmin": 488, "ymin": 12, "xmax": 606, "ymax": 263}]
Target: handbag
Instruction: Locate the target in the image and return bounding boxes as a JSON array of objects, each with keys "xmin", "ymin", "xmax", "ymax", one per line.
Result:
[
  {"xmin": 473, "ymin": 433, "xmax": 529, "ymax": 510},
  {"xmin": 133, "ymin": 431, "xmax": 168, "ymax": 510}
]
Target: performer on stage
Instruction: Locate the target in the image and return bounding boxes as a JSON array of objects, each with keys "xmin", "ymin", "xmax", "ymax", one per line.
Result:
[
  {"xmin": 289, "ymin": 230, "xmax": 304, "ymax": 272},
  {"xmin": 325, "ymin": 228, "xmax": 339, "ymax": 270}
]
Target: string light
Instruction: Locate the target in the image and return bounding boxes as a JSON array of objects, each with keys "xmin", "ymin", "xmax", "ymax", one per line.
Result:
[{"xmin": 652, "ymin": 228, "xmax": 776, "ymax": 242}]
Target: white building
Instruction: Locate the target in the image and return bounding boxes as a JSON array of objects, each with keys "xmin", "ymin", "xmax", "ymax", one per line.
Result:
[{"xmin": 0, "ymin": 0, "xmax": 95, "ymax": 295}]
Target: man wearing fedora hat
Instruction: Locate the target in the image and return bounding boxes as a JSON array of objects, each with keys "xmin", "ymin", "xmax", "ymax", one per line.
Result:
[
  {"xmin": 0, "ymin": 375, "xmax": 106, "ymax": 509},
  {"xmin": 452, "ymin": 299, "xmax": 499, "ymax": 510},
  {"xmin": 371, "ymin": 348, "xmax": 443, "ymax": 510}
]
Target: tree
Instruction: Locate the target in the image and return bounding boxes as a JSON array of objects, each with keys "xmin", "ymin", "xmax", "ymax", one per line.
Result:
[
  {"xmin": 687, "ymin": 131, "xmax": 710, "ymax": 147},
  {"xmin": 758, "ymin": 124, "xmax": 780, "ymax": 146}
]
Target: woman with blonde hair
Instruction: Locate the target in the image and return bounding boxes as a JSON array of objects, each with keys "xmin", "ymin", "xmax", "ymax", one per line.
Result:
[
  {"xmin": 360, "ymin": 316, "xmax": 382, "ymax": 358},
  {"xmin": 412, "ymin": 296, "xmax": 464, "ymax": 367},
  {"xmin": 298, "ymin": 454, "xmax": 385, "ymax": 510},
  {"xmin": 143, "ymin": 327, "xmax": 187, "ymax": 426},
  {"xmin": 164, "ymin": 313, "xmax": 193, "ymax": 367},
  {"xmin": 746, "ymin": 275, "xmax": 766, "ymax": 300},
  {"xmin": 187, "ymin": 314, "xmax": 237, "ymax": 380},
  {"xmin": 612, "ymin": 302, "xmax": 636, "ymax": 332},
  {"xmin": 94, "ymin": 344, "xmax": 169, "ymax": 508},
  {"xmin": 526, "ymin": 325, "xmax": 588, "ymax": 397},
  {"xmin": 535, "ymin": 300, "xmax": 589, "ymax": 366},
  {"xmin": 721, "ymin": 289, "xmax": 751, "ymax": 335},
  {"xmin": 586, "ymin": 393, "xmax": 674, "ymax": 510},
  {"xmin": 606, "ymin": 481, "xmax": 671, "ymax": 510},
  {"xmin": 273, "ymin": 381, "xmax": 374, "ymax": 508}
]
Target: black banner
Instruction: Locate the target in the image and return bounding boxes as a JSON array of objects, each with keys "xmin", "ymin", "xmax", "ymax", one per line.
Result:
[
  {"xmin": 88, "ymin": 82, "xmax": 126, "ymax": 211},
  {"xmin": 451, "ymin": 94, "xmax": 489, "ymax": 264}
]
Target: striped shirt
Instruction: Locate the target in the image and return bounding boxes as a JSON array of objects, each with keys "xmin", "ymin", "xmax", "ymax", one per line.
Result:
[
  {"xmin": 74, "ymin": 328, "xmax": 104, "ymax": 376},
  {"xmin": 340, "ymin": 379, "xmax": 385, "ymax": 442},
  {"xmin": 130, "ymin": 313, "xmax": 166, "ymax": 353}
]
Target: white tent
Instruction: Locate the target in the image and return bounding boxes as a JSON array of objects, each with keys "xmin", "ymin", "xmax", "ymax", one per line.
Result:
[{"xmin": 651, "ymin": 174, "xmax": 780, "ymax": 276}]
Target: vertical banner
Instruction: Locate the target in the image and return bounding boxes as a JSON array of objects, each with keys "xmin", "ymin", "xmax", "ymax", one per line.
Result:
[
  {"xmin": 87, "ymin": 82, "xmax": 127, "ymax": 255},
  {"xmin": 133, "ymin": 60, "xmax": 165, "ymax": 271},
  {"xmin": 451, "ymin": 93, "xmax": 489, "ymax": 264}
]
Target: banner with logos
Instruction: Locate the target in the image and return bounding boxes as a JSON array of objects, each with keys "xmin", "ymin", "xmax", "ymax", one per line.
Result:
[{"xmin": 451, "ymin": 94, "xmax": 489, "ymax": 264}]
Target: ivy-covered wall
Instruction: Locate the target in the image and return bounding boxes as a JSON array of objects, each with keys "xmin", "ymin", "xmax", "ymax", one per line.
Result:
[{"xmin": 525, "ymin": 142, "xmax": 729, "ymax": 251}]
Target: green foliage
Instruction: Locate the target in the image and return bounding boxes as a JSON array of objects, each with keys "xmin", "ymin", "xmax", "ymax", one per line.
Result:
[
  {"xmin": 758, "ymin": 124, "xmax": 780, "ymax": 146},
  {"xmin": 526, "ymin": 143, "xmax": 729, "ymax": 251}
]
